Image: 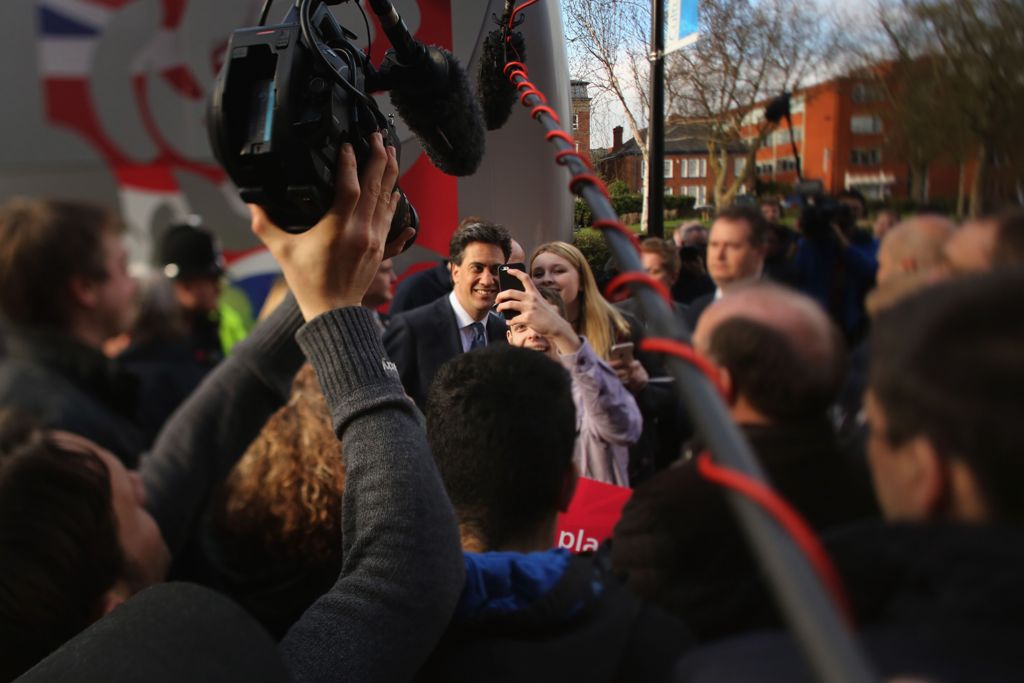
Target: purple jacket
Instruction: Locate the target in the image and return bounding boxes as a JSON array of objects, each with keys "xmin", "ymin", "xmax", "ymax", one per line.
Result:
[{"xmin": 559, "ymin": 338, "xmax": 642, "ymax": 487}]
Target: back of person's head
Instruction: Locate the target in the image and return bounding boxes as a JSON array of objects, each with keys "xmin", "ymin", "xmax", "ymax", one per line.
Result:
[
  {"xmin": 869, "ymin": 216, "xmax": 955, "ymax": 316},
  {"xmin": 129, "ymin": 272, "xmax": 188, "ymax": 345},
  {"xmin": 213, "ymin": 364, "xmax": 345, "ymax": 568},
  {"xmin": 530, "ymin": 241, "xmax": 630, "ymax": 361},
  {"xmin": 448, "ymin": 216, "xmax": 512, "ymax": 265},
  {"xmin": 869, "ymin": 268, "xmax": 1024, "ymax": 523},
  {"xmin": 640, "ymin": 236, "xmax": 681, "ymax": 283},
  {"xmin": 992, "ymin": 208, "xmax": 1024, "ymax": 269},
  {"xmin": 0, "ymin": 410, "xmax": 126, "ymax": 680},
  {"xmin": 426, "ymin": 345, "xmax": 576, "ymax": 550},
  {"xmin": 0, "ymin": 198, "xmax": 121, "ymax": 328},
  {"xmin": 695, "ymin": 283, "xmax": 845, "ymax": 422}
]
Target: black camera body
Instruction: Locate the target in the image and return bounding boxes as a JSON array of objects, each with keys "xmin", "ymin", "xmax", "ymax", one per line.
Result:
[{"xmin": 208, "ymin": 2, "xmax": 416, "ymax": 241}]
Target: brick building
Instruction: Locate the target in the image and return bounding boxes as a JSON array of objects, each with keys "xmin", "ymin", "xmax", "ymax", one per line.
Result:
[
  {"xmin": 570, "ymin": 80, "xmax": 592, "ymax": 161},
  {"xmin": 743, "ymin": 75, "xmax": 978, "ymax": 203},
  {"xmin": 596, "ymin": 121, "xmax": 746, "ymax": 207}
]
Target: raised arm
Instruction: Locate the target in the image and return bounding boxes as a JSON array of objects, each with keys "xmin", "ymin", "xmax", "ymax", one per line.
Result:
[{"xmin": 251, "ymin": 134, "xmax": 462, "ymax": 680}]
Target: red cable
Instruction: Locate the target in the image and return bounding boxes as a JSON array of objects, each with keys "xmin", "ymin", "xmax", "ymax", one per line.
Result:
[
  {"xmin": 592, "ymin": 218, "xmax": 641, "ymax": 251},
  {"xmin": 695, "ymin": 452, "xmax": 856, "ymax": 627},
  {"xmin": 531, "ymin": 105, "xmax": 560, "ymax": 123},
  {"xmin": 545, "ymin": 130, "xmax": 576, "ymax": 146},
  {"xmin": 520, "ymin": 88, "xmax": 545, "ymax": 105},
  {"xmin": 569, "ymin": 172, "xmax": 608, "ymax": 199},
  {"xmin": 509, "ymin": 0, "xmax": 540, "ymax": 28},
  {"xmin": 554, "ymin": 150, "xmax": 593, "ymax": 171},
  {"xmin": 508, "ymin": 69, "xmax": 529, "ymax": 82},
  {"xmin": 638, "ymin": 337, "xmax": 729, "ymax": 399},
  {"xmin": 503, "ymin": 60, "xmax": 528, "ymax": 76},
  {"xmin": 605, "ymin": 272, "xmax": 673, "ymax": 306}
]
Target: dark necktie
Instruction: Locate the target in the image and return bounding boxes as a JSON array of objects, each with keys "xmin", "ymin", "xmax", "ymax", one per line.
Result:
[{"xmin": 469, "ymin": 321, "xmax": 486, "ymax": 350}]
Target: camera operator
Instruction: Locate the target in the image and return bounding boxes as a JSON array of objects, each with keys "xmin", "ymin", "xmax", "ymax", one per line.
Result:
[
  {"xmin": 792, "ymin": 198, "xmax": 877, "ymax": 344},
  {"xmin": 1, "ymin": 135, "xmax": 463, "ymax": 681}
]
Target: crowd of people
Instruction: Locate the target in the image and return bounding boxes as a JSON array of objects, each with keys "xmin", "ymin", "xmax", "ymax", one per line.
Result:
[{"xmin": 0, "ymin": 132, "xmax": 1023, "ymax": 681}]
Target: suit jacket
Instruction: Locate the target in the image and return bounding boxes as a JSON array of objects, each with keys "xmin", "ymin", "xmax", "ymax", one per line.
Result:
[
  {"xmin": 684, "ymin": 292, "xmax": 715, "ymax": 332},
  {"xmin": 383, "ymin": 295, "xmax": 507, "ymax": 408}
]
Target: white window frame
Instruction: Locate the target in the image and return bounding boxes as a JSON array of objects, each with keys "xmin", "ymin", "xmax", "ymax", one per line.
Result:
[{"xmin": 664, "ymin": 159, "xmax": 674, "ymax": 178}]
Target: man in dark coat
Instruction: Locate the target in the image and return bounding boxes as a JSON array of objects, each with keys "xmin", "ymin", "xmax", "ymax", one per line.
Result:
[
  {"xmin": 0, "ymin": 198, "xmax": 144, "ymax": 465},
  {"xmin": 384, "ymin": 219, "xmax": 512, "ymax": 408},
  {"xmin": 674, "ymin": 269, "xmax": 1024, "ymax": 681},
  {"xmin": 419, "ymin": 344, "xmax": 689, "ymax": 683},
  {"xmin": 612, "ymin": 283, "xmax": 877, "ymax": 641}
]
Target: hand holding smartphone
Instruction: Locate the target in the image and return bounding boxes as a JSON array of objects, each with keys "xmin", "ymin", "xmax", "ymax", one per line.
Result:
[
  {"xmin": 609, "ymin": 342, "xmax": 635, "ymax": 365},
  {"xmin": 497, "ymin": 263, "xmax": 527, "ymax": 321}
]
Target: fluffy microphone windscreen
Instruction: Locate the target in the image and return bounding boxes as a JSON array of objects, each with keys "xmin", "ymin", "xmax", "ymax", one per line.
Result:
[
  {"xmin": 478, "ymin": 30, "xmax": 526, "ymax": 131},
  {"xmin": 389, "ymin": 47, "xmax": 486, "ymax": 176}
]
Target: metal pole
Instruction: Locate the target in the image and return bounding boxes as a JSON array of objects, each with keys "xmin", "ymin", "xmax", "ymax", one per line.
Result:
[{"xmin": 647, "ymin": 0, "xmax": 665, "ymax": 238}]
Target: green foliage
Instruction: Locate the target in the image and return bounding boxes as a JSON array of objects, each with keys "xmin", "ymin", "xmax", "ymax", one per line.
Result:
[
  {"xmin": 574, "ymin": 199, "xmax": 593, "ymax": 229},
  {"xmin": 664, "ymin": 194, "xmax": 697, "ymax": 213},
  {"xmin": 572, "ymin": 228, "xmax": 612, "ymax": 277},
  {"xmin": 607, "ymin": 180, "xmax": 633, "ymax": 197}
]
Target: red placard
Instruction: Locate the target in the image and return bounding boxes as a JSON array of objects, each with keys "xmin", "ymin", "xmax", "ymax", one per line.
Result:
[{"xmin": 555, "ymin": 478, "xmax": 633, "ymax": 554}]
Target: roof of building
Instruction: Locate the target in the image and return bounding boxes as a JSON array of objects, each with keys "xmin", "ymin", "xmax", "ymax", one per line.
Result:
[{"xmin": 602, "ymin": 121, "xmax": 748, "ymax": 161}]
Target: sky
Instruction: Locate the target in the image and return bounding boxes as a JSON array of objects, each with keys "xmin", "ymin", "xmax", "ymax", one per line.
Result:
[{"xmin": 564, "ymin": 0, "xmax": 878, "ymax": 148}]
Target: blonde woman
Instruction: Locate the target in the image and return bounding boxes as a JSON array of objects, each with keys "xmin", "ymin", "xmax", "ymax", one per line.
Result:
[{"xmin": 530, "ymin": 241, "xmax": 687, "ymax": 482}]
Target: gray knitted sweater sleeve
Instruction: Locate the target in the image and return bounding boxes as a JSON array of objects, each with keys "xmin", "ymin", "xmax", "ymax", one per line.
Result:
[{"xmin": 280, "ymin": 307, "xmax": 464, "ymax": 682}]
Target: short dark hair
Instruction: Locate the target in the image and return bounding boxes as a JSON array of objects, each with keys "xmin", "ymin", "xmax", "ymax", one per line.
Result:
[
  {"xmin": 992, "ymin": 208, "xmax": 1024, "ymax": 269},
  {"xmin": 0, "ymin": 411, "xmax": 126, "ymax": 680},
  {"xmin": 714, "ymin": 205, "xmax": 768, "ymax": 246},
  {"xmin": 448, "ymin": 216, "xmax": 512, "ymax": 265},
  {"xmin": 640, "ymin": 237, "xmax": 682, "ymax": 278},
  {"xmin": 870, "ymin": 269, "xmax": 1024, "ymax": 522},
  {"xmin": 0, "ymin": 198, "xmax": 122, "ymax": 328},
  {"xmin": 709, "ymin": 318, "xmax": 846, "ymax": 422},
  {"xmin": 837, "ymin": 189, "xmax": 867, "ymax": 211},
  {"xmin": 426, "ymin": 345, "xmax": 576, "ymax": 549}
]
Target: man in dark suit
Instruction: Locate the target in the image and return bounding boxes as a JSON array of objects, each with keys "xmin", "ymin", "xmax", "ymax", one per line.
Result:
[
  {"xmin": 685, "ymin": 205, "xmax": 768, "ymax": 331},
  {"xmin": 384, "ymin": 220, "xmax": 512, "ymax": 407}
]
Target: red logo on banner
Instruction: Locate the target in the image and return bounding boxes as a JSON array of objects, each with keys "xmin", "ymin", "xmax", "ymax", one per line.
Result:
[{"xmin": 555, "ymin": 478, "xmax": 633, "ymax": 554}]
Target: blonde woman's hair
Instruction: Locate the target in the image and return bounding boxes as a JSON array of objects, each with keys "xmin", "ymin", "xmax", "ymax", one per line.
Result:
[{"xmin": 530, "ymin": 241, "xmax": 630, "ymax": 361}]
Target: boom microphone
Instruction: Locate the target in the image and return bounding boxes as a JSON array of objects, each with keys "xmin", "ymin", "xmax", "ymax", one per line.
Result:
[
  {"xmin": 477, "ymin": 2, "xmax": 526, "ymax": 131},
  {"xmin": 367, "ymin": 0, "xmax": 486, "ymax": 176}
]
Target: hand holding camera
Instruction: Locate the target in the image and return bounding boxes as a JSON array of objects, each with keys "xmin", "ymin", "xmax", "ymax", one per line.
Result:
[{"xmin": 251, "ymin": 133, "xmax": 415, "ymax": 321}]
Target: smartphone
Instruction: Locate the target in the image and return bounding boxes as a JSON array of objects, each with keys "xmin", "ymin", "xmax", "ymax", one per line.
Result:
[
  {"xmin": 609, "ymin": 342, "xmax": 635, "ymax": 364},
  {"xmin": 498, "ymin": 263, "xmax": 526, "ymax": 292},
  {"xmin": 497, "ymin": 264, "xmax": 526, "ymax": 322}
]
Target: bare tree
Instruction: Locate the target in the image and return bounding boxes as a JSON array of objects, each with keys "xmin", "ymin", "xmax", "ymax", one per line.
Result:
[
  {"xmin": 870, "ymin": 0, "xmax": 1024, "ymax": 216},
  {"xmin": 666, "ymin": 0, "xmax": 838, "ymax": 206},
  {"xmin": 564, "ymin": 0, "xmax": 653, "ymax": 230}
]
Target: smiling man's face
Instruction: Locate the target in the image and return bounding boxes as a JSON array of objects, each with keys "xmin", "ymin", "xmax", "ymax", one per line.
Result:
[{"xmin": 450, "ymin": 241, "xmax": 506, "ymax": 321}]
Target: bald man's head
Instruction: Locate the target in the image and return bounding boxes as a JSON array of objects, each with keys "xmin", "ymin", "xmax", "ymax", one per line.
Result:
[
  {"xmin": 694, "ymin": 283, "xmax": 844, "ymax": 423},
  {"xmin": 868, "ymin": 216, "xmax": 955, "ymax": 317},
  {"xmin": 877, "ymin": 216, "xmax": 955, "ymax": 286},
  {"xmin": 509, "ymin": 239, "xmax": 526, "ymax": 265}
]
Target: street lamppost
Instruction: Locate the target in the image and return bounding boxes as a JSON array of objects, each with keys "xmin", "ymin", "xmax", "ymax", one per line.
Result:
[{"xmin": 647, "ymin": 0, "xmax": 666, "ymax": 238}]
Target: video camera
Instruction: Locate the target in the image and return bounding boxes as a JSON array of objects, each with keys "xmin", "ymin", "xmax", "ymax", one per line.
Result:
[
  {"xmin": 208, "ymin": 0, "xmax": 485, "ymax": 244},
  {"xmin": 793, "ymin": 180, "xmax": 854, "ymax": 243}
]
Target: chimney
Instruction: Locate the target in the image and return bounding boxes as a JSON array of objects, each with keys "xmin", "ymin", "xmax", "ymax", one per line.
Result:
[{"xmin": 612, "ymin": 126, "xmax": 623, "ymax": 151}]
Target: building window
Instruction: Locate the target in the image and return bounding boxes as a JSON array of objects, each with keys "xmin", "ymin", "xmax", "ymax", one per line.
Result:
[
  {"xmin": 774, "ymin": 126, "xmax": 802, "ymax": 146},
  {"xmin": 850, "ymin": 148, "xmax": 883, "ymax": 166},
  {"xmin": 850, "ymin": 115, "xmax": 882, "ymax": 134},
  {"xmin": 571, "ymin": 82, "xmax": 589, "ymax": 99},
  {"xmin": 685, "ymin": 158, "xmax": 706, "ymax": 178},
  {"xmin": 572, "ymin": 113, "xmax": 579, "ymax": 131},
  {"xmin": 665, "ymin": 186, "xmax": 673, "ymax": 196},
  {"xmin": 734, "ymin": 157, "xmax": 746, "ymax": 177},
  {"xmin": 851, "ymin": 83, "xmax": 884, "ymax": 104},
  {"xmin": 777, "ymin": 158, "xmax": 798, "ymax": 173},
  {"xmin": 756, "ymin": 162, "xmax": 774, "ymax": 176},
  {"xmin": 683, "ymin": 184, "xmax": 707, "ymax": 205},
  {"xmin": 664, "ymin": 160, "xmax": 673, "ymax": 178}
]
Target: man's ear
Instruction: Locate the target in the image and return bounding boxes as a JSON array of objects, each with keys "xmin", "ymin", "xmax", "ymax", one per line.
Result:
[
  {"xmin": 68, "ymin": 274, "xmax": 99, "ymax": 310},
  {"xmin": 716, "ymin": 365, "xmax": 735, "ymax": 405},
  {"xmin": 557, "ymin": 462, "xmax": 579, "ymax": 513},
  {"xmin": 903, "ymin": 436, "xmax": 948, "ymax": 521},
  {"xmin": 506, "ymin": 329, "xmax": 513, "ymax": 343}
]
